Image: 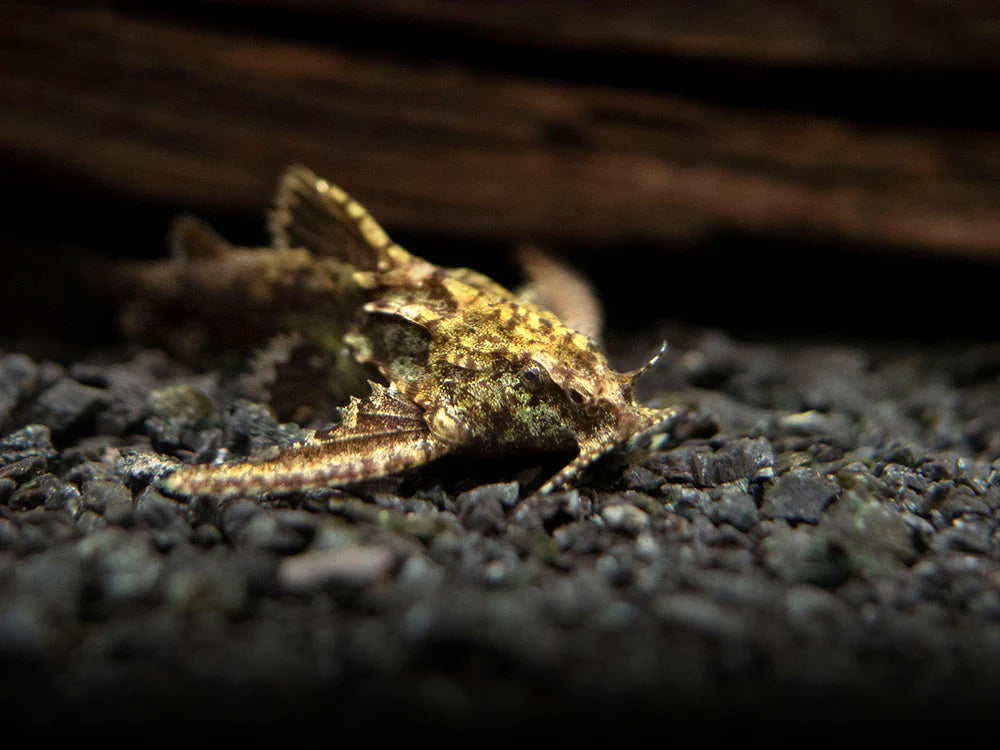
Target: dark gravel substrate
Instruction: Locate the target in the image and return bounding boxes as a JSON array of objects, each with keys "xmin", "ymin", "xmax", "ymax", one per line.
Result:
[{"xmin": 2, "ymin": 327, "xmax": 1000, "ymax": 737}]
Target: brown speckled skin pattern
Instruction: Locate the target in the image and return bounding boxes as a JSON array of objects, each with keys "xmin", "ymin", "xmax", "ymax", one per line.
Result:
[{"xmin": 154, "ymin": 167, "xmax": 675, "ymax": 498}]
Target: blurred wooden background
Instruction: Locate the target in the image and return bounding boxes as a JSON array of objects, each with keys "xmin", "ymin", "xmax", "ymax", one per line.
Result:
[{"xmin": 2, "ymin": 1, "xmax": 999, "ymax": 340}]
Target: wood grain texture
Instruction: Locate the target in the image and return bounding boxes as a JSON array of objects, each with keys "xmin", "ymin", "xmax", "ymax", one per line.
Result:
[
  {"xmin": 2, "ymin": 3, "xmax": 999, "ymax": 260},
  {"xmin": 156, "ymin": 0, "xmax": 1000, "ymax": 67}
]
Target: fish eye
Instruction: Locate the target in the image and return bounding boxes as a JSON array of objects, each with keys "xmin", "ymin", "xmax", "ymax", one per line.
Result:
[
  {"xmin": 569, "ymin": 388, "xmax": 585, "ymax": 404},
  {"xmin": 522, "ymin": 367, "xmax": 541, "ymax": 384}
]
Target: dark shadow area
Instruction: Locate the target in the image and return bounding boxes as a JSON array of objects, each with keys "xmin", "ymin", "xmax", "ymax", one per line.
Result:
[{"xmin": 116, "ymin": 2, "xmax": 999, "ymax": 128}]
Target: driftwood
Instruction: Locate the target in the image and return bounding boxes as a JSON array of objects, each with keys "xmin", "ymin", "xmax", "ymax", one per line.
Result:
[
  {"xmin": 2, "ymin": 2, "xmax": 999, "ymax": 260},
  {"xmin": 203, "ymin": 0, "xmax": 1000, "ymax": 67}
]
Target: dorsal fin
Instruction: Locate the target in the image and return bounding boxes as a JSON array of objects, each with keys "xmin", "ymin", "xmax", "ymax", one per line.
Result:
[{"xmin": 268, "ymin": 165, "xmax": 397, "ymax": 271}]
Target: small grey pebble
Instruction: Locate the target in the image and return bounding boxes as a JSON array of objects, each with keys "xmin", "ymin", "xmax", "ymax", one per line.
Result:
[
  {"xmin": 601, "ymin": 504, "xmax": 649, "ymax": 537},
  {"xmin": 552, "ymin": 520, "xmax": 605, "ymax": 554},
  {"xmin": 224, "ymin": 399, "xmax": 306, "ymax": 453},
  {"xmin": 880, "ymin": 440, "xmax": 919, "ymax": 467},
  {"xmin": 278, "ymin": 545, "xmax": 394, "ymax": 593},
  {"xmin": 0, "ymin": 457, "xmax": 47, "ymax": 483},
  {"xmin": 664, "ymin": 486, "xmax": 711, "ymax": 515},
  {"xmin": 8, "ymin": 474, "xmax": 65, "ymax": 512},
  {"xmin": 104, "ymin": 493, "xmax": 137, "ymax": 527},
  {"xmin": 936, "ymin": 485, "xmax": 991, "ymax": 521},
  {"xmin": 595, "ymin": 552, "xmax": 634, "ymax": 586},
  {"xmin": 919, "ymin": 455, "xmax": 964, "ymax": 482},
  {"xmin": 26, "ymin": 378, "xmax": 107, "ymax": 434},
  {"xmin": 620, "ymin": 464, "xmax": 664, "ymax": 493},
  {"xmin": 653, "ymin": 592, "xmax": 746, "ymax": 640},
  {"xmin": 460, "ymin": 481, "xmax": 520, "ymax": 508},
  {"xmin": 82, "ymin": 479, "xmax": 132, "ymax": 516},
  {"xmin": 819, "ymin": 498, "xmax": 917, "ymax": 568},
  {"xmin": 511, "ymin": 489, "xmax": 580, "ymax": 531},
  {"xmin": 372, "ymin": 492, "xmax": 437, "ymax": 515},
  {"xmin": 879, "ymin": 463, "xmax": 929, "ymax": 495},
  {"xmin": 761, "ymin": 467, "xmax": 838, "ymax": 524},
  {"xmin": 761, "ymin": 526, "xmax": 852, "ymax": 588},
  {"xmin": 86, "ymin": 531, "xmax": 165, "ymax": 605},
  {"xmin": 45, "ymin": 482, "xmax": 81, "ymax": 514},
  {"xmin": 688, "ymin": 568, "xmax": 779, "ymax": 609},
  {"xmin": 65, "ymin": 460, "xmax": 120, "ymax": 485},
  {"xmin": 135, "ymin": 488, "xmax": 191, "ymax": 532},
  {"xmin": 706, "ymin": 491, "xmax": 760, "ymax": 532},
  {"xmin": 983, "ymin": 485, "xmax": 1000, "ymax": 511},
  {"xmin": 693, "ymin": 437, "xmax": 774, "ymax": 487},
  {"xmin": 646, "ymin": 448, "xmax": 698, "ymax": 484},
  {"xmin": 164, "ymin": 555, "xmax": 248, "ymax": 616},
  {"xmin": 930, "ymin": 518, "xmax": 993, "ymax": 554},
  {"xmin": 145, "ymin": 384, "xmax": 216, "ymax": 448},
  {"xmin": 230, "ymin": 512, "xmax": 313, "ymax": 555},
  {"xmin": 456, "ymin": 483, "xmax": 514, "ymax": 535},
  {"xmin": 784, "ymin": 585, "xmax": 860, "ymax": 653},
  {"xmin": 191, "ymin": 523, "xmax": 223, "ymax": 547},
  {"xmin": 75, "ymin": 509, "xmax": 107, "ymax": 535},
  {"xmin": 220, "ymin": 499, "xmax": 261, "ymax": 540},
  {"xmin": 0, "ymin": 425, "xmax": 56, "ymax": 466}
]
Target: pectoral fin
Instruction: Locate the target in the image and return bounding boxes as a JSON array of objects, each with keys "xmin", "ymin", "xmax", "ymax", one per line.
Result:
[
  {"xmin": 537, "ymin": 405, "xmax": 677, "ymax": 494},
  {"xmin": 158, "ymin": 382, "xmax": 448, "ymax": 498},
  {"xmin": 514, "ymin": 245, "xmax": 604, "ymax": 346}
]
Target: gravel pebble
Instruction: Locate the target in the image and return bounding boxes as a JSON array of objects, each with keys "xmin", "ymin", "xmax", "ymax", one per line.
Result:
[
  {"xmin": 164, "ymin": 551, "xmax": 248, "ymax": 615},
  {"xmin": 0, "ymin": 424, "xmax": 56, "ymax": 467},
  {"xmin": 601, "ymin": 503, "xmax": 650, "ymax": 536},
  {"xmin": 5, "ymin": 327, "xmax": 1000, "ymax": 730},
  {"xmin": 706, "ymin": 490, "xmax": 759, "ymax": 532},
  {"xmin": 26, "ymin": 378, "xmax": 107, "ymax": 434},
  {"xmin": 510, "ymin": 489, "xmax": 580, "ymax": 531},
  {"xmin": 761, "ymin": 467, "xmax": 839, "ymax": 523},
  {"xmin": 223, "ymin": 398, "xmax": 307, "ymax": 454},
  {"xmin": 81, "ymin": 478, "xmax": 131, "ymax": 514},
  {"xmin": 145, "ymin": 384, "xmax": 216, "ymax": 448},
  {"xmin": 762, "ymin": 525, "xmax": 852, "ymax": 588},
  {"xmin": 71, "ymin": 355, "xmax": 164, "ymax": 435},
  {"xmin": 930, "ymin": 518, "xmax": 993, "ymax": 553},
  {"xmin": 936, "ymin": 485, "xmax": 991, "ymax": 521},
  {"xmin": 456, "ymin": 483, "xmax": 513, "ymax": 534},
  {"xmin": 653, "ymin": 592, "xmax": 747, "ymax": 639},
  {"xmin": 617, "ymin": 463, "xmax": 662, "ymax": 493},
  {"xmin": 224, "ymin": 506, "xmax": 315, "ymax": 554},
  {"xmin": 80, "ymin": 529, "xmax": 165, "ymax": 606},
  {"xmin": 279, "ymin": 545, "xmax": 395, "ymax": 592},
  {"xmin": 7, "ymin": 474, "xmax": 63, "ymax": 511},
  {"xmin": 692, "ymin": 437, "xmax": 774, "ymax": 487}
]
